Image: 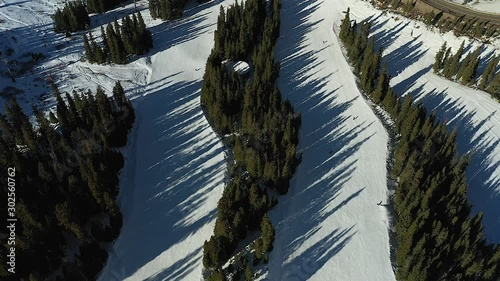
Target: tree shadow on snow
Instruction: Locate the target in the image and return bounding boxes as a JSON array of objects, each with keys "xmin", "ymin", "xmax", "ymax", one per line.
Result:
[
  {"xmin": 266, "ymin": 0, "xmax": 381, "ymax": 279},
  {"xmin": 146, "ymin": 0, "xmax": 220, "ymax": 58}
]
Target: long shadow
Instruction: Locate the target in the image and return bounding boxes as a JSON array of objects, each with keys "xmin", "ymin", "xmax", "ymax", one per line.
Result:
[
  {"xmin": 342, "ymin": 0, "xmax": 500, "ymax": 245},
  {"xmin": 476, "ymin": 47, "xmax": 494, "ymax": 74},
  {"xmin": 383, "ymin": 35, "xmax": 428, "ymax": 76},
  {"xmin": 0, "ymin": 22, "xmax": 77, "ymax": 113},
  {"xmin": 99, "ymin": 79, "xmax": 225, "ymax": 280},
  {"xmin": 90, "ymin": 4, "xmax": 148, "ymax": 28},
  {"xmin": 143, "ymin": 247, "xmax": 202, "ymax": 281},
  {"xmin": 405, "ymin": 86, "xmax": 500, "ymax": 242},
  {"xmin": 392, "ymin": 65, "xmax": 432, "ymax": 95}
]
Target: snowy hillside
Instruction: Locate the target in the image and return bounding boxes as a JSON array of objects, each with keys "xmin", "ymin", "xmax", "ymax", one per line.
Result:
[
  {"xmin": 447, "ymin": 0, "xmax": 500, "ymax": 14},
  {"xmin": 97, "ymin": 1, "xmax": 235, "ymax": 280},
  {"xmin": 1, "ymin": 0, "xmax": 499, "ymax": 280},
  {"xmin": 1, "ymin": 0, "xmax": 229, "ymax": 280},
  {"xmin": 265, "ymin": 0, "xmax": 396, "ymax": 279}
]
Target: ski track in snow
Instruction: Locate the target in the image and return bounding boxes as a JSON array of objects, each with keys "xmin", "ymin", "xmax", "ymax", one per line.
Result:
[
  {"xmin": 1, "ymin": 0, "xmax": 500, "ymax": 280},
  {"xmin": 349, "ymin": 0, "xmax": 500, "ymax": 243}
]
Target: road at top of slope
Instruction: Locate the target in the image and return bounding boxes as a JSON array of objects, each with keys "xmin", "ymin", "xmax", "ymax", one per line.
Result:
[
  {"xmin": 343, "ymin": 0, "xmax": 500, "ymax": 242},
  {"xmin": 265, "ymin": 0, "xmax": 395, "ymax": 280},
  {"xmin": 97, "ymin": 1, "xmax": 234, "ymax": 280}
]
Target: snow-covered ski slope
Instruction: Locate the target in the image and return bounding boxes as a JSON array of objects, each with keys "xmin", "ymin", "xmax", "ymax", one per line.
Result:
[
  {"xmin": 347, "ymin": 1, "xmax": 500, "ymax": 242},
  {"xmin": 265, "ymin": 0, "xmax": 395, "ymax": 280},
  {"xmin": 265, "ymin": 0, "xmax": 500, "ymax": 279}
]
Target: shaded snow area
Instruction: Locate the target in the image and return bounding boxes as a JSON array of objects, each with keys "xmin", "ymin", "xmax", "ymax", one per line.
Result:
[
  {"xmin": 1, "ymin": 0, "xmax": 500, "ymax": 280},
  {"xmin": 447, "ymin": 0, "xmax": 500, "ymax": 14},
  {"xmin": 97, "ymin": 1, "xmax": 232, "ymax": 280},
  {"xmin": 347, "ymin": 2, "xmax": 500, "ymax": 243},
  {"xmin": 263, "ymin": 0, "xmax": 395, "ymax": 280}
]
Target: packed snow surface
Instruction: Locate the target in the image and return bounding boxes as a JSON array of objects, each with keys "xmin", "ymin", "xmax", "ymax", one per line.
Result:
[
  {"xmin": 354, "ymin": 2, "xmax": 500, "ymax": 242},
  {"xmin": 232, "ymin": 61, "xmax": 250, "ymax": 75},
  {"xmin": 96, "ymin": 1, "xmax": 231, "ymax": 280}
]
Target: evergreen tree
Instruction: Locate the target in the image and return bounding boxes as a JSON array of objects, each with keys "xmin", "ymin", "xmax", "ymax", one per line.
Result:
[
  {"xmin": 100, "ymin": 26, "xmax": 109, "ymax": 57},
  {"xmin": 87, "ymin": 0, "xmax": 127, "ymax": 13},
  {"xmin": 149, "ymin": 0, "xmax": 187, "ymax": 20},
  {"xmin": 0, "ymin": 84, "xmax": 135, "ymax": 280},
  {"xmin": 373, "ymin": 64, "xmax": 390, "ymax": 103},
  {"xmin": 339, "ymin": 8, "xmax": 351, "ymax": 41},
  {"xmin": 486, "ymin": 73, "xmax": 500, "ymax": 98},
  {"xmin": 245, "ymin": 263, "xmax": 254, "ymax": 281}
]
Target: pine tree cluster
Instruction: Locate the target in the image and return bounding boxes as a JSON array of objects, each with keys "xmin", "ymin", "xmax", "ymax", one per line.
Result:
[
  {"xmin": 340, "ymin": 9, "xmax": 500, "ymax": 281},
  {"xmin": 434, "ymin": 42, "xmax": 500, "ymax": 100},
  {"xmin": 0, "ymin": 82, "xmax": 135, "ymax": 281},
  {"xmin": 52, "ymin": 1, "xmax": 90, "ymax": 34},
  {"xmin": 149, "ymin": 0, "xmax": 188, "ymax": 20},
  {"xmin": 201, "ymin": 0, "xmax": 296, "ymax": 278},
  {"xmin": 84, "ymin": 12, "xmax": 153, "ymax": 64},
  {"xmin": 87, "ymin": 0, "xmax": 128, "ymax": 14}
]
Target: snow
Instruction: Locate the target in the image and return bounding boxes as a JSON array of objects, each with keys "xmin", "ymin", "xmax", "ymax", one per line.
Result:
[
  {"xmin": 361, "ymin": 4, "xmax": 500, "ymax": 243},
  {"xmin": 446, "ymin": 0, "xmax": 500, "ymax": 14},
  {"xmin": 96, "ymin": 1, "xmax": 231, "ymax": 280},
  {"xmin": 1, "ymin": 0, "xmax": 499, "ymax": 280},
  {"xmin": 222, "ymin": 59, "xmax": 251, "ymax": 75},
  {"xmin": 1, "ymin": 0, "xmax": 229, "ymax": 280},
  {"xmin": 265, "ymin": 0, "xmax": 500, "ymax": 279},
  {"xmin": 233, "ymin": 61, "xmax": 250, "ymax": 75}
]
